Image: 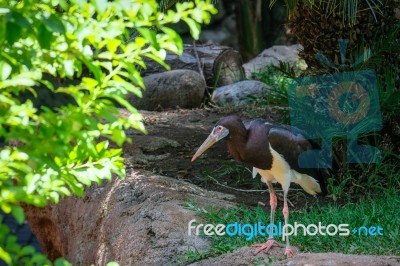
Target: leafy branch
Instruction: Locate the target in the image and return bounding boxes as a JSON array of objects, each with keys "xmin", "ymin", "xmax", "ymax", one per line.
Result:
[{"xmin": 0, "ymin": 0, "xmax": 217, "ymax": 264}]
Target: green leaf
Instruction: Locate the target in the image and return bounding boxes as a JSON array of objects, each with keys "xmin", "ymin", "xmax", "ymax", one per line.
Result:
[
  {"xmin": 44, "ymin": 14, "xmax": 66, "ymax": 33},
  {"xmin": 20, "ymin": 246, "xmax": 35, "ymax": 255},
  {"xmin": 71, "ymin": 169, "xmax": 92, "ymax": 186},
  {"xmin": 0, "ymin": 61, "xmax": 12, "ymax": 81},
  {"xmin": 112, "ymin": 128, "xmax": 126, "ymax": 146},
  {"xmin": 161, "ymin": 27, "xmax": 183, "ymax": 53},
  {"xmin": 0, "ymin": 8, "xmax": 10, "ymax": 14},
  {"xmin": 63, "ymin": 60, "xmax": 74, "ymax": 78},
  {"xmin": 108, "ymin": 78, "xmax": 142, "ymax": 97},
  {"xmin": 38, "ymin": 23, "xmax": 52, "ymax": 49},
  {"xmin": 54, "ymin": 258, "xmax": 72, "ymax": 266},
  {"xmin": 0, "ymin": 77, "xmax": 36, "ymax": 88},
  {"xmin": 191, "ymin": 9, "xmax": 204, "ymax": 23},
  {"xmin": 106, "ymin": 262, "xmax": 120, "ymax": 266},
  {"xmin": 49, "ymin": 191, "xmax": 60, "ymax": 203},
  {"xmin": 39, "ymin": 79, "xmax": 55, "ymax": 90},
  {"xmin": 11, "ymin": 206, "xmax": 25, "ymax": 224},
  {"xmin": 0, "ymin": 15, "xmax": 6, "ymax": 45},
  {"xmin": 0, "ymin": 247, "xmax": 12, "ymax": 265},
  {"xmin": 9, "ymin": 11, "xmax": 30, "ymax": 28},
  {"xmin": 105, "ymin": 38, "xmax": 121, "ymax": 54},
  {"xmin": 137, "ymin": 27, "xmax": 160, "ymax": 50},
  {"xmin": 82, "ymin": 58, "xmax": 101, "ymax": 81},
  {"xmin": 183, "ymin": 18, "xmax": 201, "ymax": 40},
  {"xmin": 6, "ymin": 22, "xmax": 21, "ymax": 44},
  {"xmin": 1, "ymin": 203, "xmax": 12, "ymax": 214},
  {"xmin": 64, "ymin": 175, "xmax": 84, "ymax": 196},
  {"xmin": 58, "ymin": 0, "xmax": 69, "ymax": 11},
  {"xmin": 82, "ymin": 77, "xmax": 99, "ymax": 88},
  {"xmin": 96, "ymin": 141, "xmax": 108, "ymax": 152},
  {"xmin": 10, "ymin": 150, "xmax": 28, "ymax": 161},
  {"xmin": 91, "ymin": 0, "xmax": 107, "ymax": 14},
  {"xmin": 74, "ymin": 59, "xmax": 83, "ymax": 77}
]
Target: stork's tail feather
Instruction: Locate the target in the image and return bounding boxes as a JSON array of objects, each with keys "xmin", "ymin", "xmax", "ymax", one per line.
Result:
[
  {"xmin": 294, "ymin": 174, "xmax": 321, "ymax": 195},
  {"xmin": 291, "ymin": 171, "xmax": 324, "ymax": 195}
]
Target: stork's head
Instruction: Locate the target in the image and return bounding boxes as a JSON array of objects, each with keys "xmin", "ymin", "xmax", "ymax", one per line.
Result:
[{"xmin": 191, "ymin": 116, "xmax": 244, "ymax": 162}]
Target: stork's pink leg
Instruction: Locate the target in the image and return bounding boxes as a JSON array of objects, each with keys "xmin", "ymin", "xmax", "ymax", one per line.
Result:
[
  {"xmin": 283, "ymin": 191, "xmax": 294, "ymax": 258},
  {"xmin": 252, "ymin": 181, "xmax": 282, "ymax": 254}
]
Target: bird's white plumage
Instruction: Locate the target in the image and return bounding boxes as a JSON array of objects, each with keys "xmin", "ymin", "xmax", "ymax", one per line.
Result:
[
  {"xmin": 254, "ymin": 144, "xmax": 321, "ymax": 195},
  {"xmin": 252, "ymin": 167, "xmax": 258, "ymax": 179}
]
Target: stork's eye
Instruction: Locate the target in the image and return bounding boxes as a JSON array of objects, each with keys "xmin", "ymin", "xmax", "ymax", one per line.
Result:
[{"xmin": 215, "ymin": 126, "xmax": 223, "ymax": 134}]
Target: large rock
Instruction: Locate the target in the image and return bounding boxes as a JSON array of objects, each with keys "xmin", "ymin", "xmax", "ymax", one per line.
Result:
[
  {"xmin": 24, "ymin": 171, "xmax": 235, "ymax": 265},
  {"xmin": 129, "ymin": 70, "xmax": 206, "ymax": 111},
  {"xmin": 242, "ymin": 44, "xmax": 304, "ymax": 78},
  {"xmin": 211, "ymin": 80, "xmax": 270, "ymax": 107},
  {"xmin": 124, "ymin": 135, "xmax": 180, "ymax": 165}
]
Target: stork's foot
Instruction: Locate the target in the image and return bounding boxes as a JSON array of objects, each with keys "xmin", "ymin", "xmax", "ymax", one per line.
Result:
[
  {"xmin": 284, "ymin": 246, "xmax": 294, "ymax": 258},
  {"xmin": 252, "ymin": 238, "xmax": 282, "ymax": 254}
]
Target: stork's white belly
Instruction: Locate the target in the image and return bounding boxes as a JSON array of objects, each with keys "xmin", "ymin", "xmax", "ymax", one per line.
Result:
[
  {"xmin": 253, "ymin": 144, "xmax": 292, "ymax": 190},
  {"xmin": 253, "ymin": 144, "xmax": 321, "ymax": 195}
]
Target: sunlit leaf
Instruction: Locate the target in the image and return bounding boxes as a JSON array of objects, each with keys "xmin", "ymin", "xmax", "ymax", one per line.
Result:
[
  {"xmin": 161, "ymin": 27, "xmax": 182, "ymax": 53},
  {"xmin": 0, "ymin": 61, "xmax": 12, "ymax": 80},
  {"xmin": 106, "ymin": 262, "xmax": 120, "ymax": 266},
  {"xmin": 91, "ymin": 0, "xmax": 107, "ymax": 14},
  {"xmin": 183, "ymin": 18, "xmax": 201, "ymax": 40},
  {"xmin": 137, "ymin": 27, "xmax": 160, "ymax": 50},
  {"xmin": 105, "ymin": 38, "xmax": 121, "ymax": 54},
  {"xmin": 11, "ymin": 206, "xmax": 25, "ymax": 224},
  {"xmin": 0, "ymin": 247, "xmax": 12, "ymax": 265},
  {"xmin": 64, "ymin": 60, "xmax": 74, "ymax": 78}
]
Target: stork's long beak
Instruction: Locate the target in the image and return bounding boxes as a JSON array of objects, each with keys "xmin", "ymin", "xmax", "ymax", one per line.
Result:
[
  {"xmin": 191, "ymin": 133, "xmax": 218, "ymax": 162},
  {"xmin": 191, "ymin": 127, "xmax": 229, "ymax": 162}
]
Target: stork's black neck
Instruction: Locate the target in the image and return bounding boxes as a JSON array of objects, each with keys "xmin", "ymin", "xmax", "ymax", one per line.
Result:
[
  {"xmin": 226, "ymin": 125, "xmax": 247, "ymax": 162},
  {"xmin": 217, "ymin": 116, "xmax": 273, "ymax": 170}
]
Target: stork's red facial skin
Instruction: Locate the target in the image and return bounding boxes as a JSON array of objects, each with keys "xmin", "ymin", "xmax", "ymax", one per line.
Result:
[{"xmin": 191, "ymin": 115, "xmax": 327, "ymax": 258}]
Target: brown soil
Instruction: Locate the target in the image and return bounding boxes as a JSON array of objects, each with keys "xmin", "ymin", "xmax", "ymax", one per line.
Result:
[{"xmin": 122, "ymin": 108, "xmax": 333, "ymax": 209}]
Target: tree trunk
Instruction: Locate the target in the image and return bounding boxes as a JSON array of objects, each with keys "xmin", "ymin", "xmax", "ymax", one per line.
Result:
[
  {"xmin": 235, "ymin": 0, "xmax": 264, "ymax": 61},
  {"xmin": 142, "ymin": 44, "xmax": 245, "ymax": 88}
]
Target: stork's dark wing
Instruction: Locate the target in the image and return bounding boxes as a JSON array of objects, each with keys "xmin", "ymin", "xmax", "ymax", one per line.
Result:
[
  {"xmin": 244, "ymin": 119, "xmax": 315, "ymax": 165},
  {"xmin": 268, "ymin": 127, "xmax": 314, "ymax": 172}
]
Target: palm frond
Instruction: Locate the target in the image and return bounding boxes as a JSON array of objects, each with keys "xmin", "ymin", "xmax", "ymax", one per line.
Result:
[
  {"xmin": 353, "ymin": 23, "xmax": 400, "ymax": 70},
  {"xmin": 275, "ymin": 0, "xmax": 385, "ymax": 25}
]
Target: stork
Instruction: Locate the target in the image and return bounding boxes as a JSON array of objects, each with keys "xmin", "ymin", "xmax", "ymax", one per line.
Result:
[{"xmin": 191, "ymin": 115, "xmax": 326, "ymax": 258}]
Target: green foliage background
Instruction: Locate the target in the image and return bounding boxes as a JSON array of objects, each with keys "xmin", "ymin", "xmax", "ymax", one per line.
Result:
[{"xmin": 0, "ymin": 0, "xmax": 216, "ymax": 264}]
